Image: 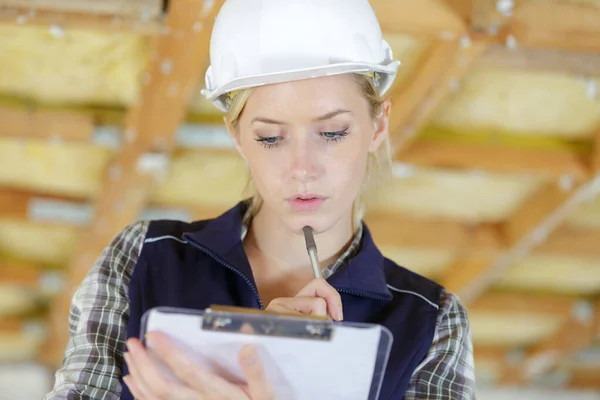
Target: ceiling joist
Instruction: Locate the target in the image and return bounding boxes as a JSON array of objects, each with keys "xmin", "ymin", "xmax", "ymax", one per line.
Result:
[{"xmin": 42, "ymin": 0, "xmax": 224, "ymax": 367}]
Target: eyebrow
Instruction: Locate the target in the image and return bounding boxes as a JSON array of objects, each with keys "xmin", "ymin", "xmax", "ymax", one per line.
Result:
[{"xmin": 250, "ymin": 109, "xmax": 353, "ymax": 125}]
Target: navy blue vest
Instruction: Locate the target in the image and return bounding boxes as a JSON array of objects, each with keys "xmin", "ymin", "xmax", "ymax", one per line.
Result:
[{"xmin": 121, "ymin": 202, "xmax": 443, "ymax": 399}]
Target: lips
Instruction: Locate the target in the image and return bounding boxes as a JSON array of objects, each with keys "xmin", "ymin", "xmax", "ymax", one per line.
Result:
[{"xmin": 286, "ymin": 194, "xmax": 327, "ymax": 211}]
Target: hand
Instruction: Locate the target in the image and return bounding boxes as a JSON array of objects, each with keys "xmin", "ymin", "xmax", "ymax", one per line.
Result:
[
  {"xmin": 123, "ymin": 332, "xmax": 275, "ymax": 400},
  {"xmin": 265, "ymin": 278, "xmax": 343, "ymax": 321}
]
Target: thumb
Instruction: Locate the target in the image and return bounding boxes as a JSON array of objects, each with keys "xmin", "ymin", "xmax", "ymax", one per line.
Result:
[{"xmin": 238, "ymin": 345, "xmax": 274, "ymax": 400}]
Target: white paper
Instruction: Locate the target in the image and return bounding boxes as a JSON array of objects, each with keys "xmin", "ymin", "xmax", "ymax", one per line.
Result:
[{"xmin": 144, "ymin": 309, "xmax": 384, "ymax": 400}]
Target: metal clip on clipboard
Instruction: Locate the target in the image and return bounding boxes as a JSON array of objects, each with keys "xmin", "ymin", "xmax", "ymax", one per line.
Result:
[{"xmin": 203, "ymin": 305, "xmax": 334, "ymax": 341}]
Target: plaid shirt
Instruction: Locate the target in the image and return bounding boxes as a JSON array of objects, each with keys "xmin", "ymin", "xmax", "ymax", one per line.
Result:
[{"xmin": 44, "ymin": 220, "xmax": 475, "ymax": 399}]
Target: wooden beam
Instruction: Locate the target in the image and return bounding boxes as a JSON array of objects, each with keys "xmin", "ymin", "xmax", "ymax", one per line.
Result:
[
  {"xmin": 508, "ymin": 1, "xmax": 600, "ymax": 54},
  {"xmin": 470, "ymin": 0, "xmax": 512, "ymax": 34},
  {"xmin": 500, "ymin": 299, "xmax": 599, "ymax": 384},
  {"xmin": 536, "ymin": 225, "xmax": 600, "ymax": 259},
  {"xmin": 438, "ymin": 253, "xmax": 496, "ymax": 297},
  {"xmin": 0, "ymin": 189, "xmax": 29, "ymax": 220},
  {"xmin": 569, "ymin": 366, "xmax": 600, "ymax": 390},
  {"xmin": 4, "ymin": 187, "xmax": 600, "ymax": 260},
  {"xmin": 468, "ymin": 292, "xmax": 578, "ymax": 316},
  {"xmin": 0, "ymin": 0, "xmax": 162, "ymax": 18},
  {"xmin": 475, "ymin": 45, "xmax": 600, "ymax": 77},
  {"xmin": 441, "ymin": 174, "xmax": 600, "ymax": 303},
  {"xmin": 365, "ymin": 212, "xmax": 500, "ymax": 252},
  {"xmin": 0, "ymin": 6, "xmax": 162, "ymax": 34},
  {"xmin": 0, "ymin": 261, "xmax": 41, "ymax": 288},
  {"xmin": 371, "ymin": 0, "xmax": 467, "ymax": 37},
  {"xmin": 390, "ymin": 36, "xmax": 489, "ymax": 155},
  {"xmin": 503, "ymin": 183, "xmax": 573, "ymax": 247},
  {"xmin": 0, "ymin": 108, "xmax": 94, "ymax": 142},
  {"xmin": 0, "ymin": 317, "xmax": 24, "ymax": 333},
  {"xmin": 43, "ymin": 0, "xmax": 224, "ymax": 366},
  {"xmin": 400, "ymin": 139, "xmax": 589, "ymax": 180},
  {"xmin": 593, "ymin": 123, "xmax": 600, "ymax": 174}
]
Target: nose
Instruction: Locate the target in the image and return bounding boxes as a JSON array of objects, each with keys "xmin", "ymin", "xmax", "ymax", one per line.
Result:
[{"xmin": 290, "ymin": 135, "xmax": 317, "ymax": 181}]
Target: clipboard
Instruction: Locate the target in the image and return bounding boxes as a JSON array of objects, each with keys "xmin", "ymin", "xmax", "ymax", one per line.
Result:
[{"xmin": 140, "ymin": 306, "xmax": 393, "ymax": 400}]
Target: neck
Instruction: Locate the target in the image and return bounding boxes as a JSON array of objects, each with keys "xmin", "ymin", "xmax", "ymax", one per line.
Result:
[{"xmin": 244, "ymin": 205, "xmax": 355, "ymax": 274}]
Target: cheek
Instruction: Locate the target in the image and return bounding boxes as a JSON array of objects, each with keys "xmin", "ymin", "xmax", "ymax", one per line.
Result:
[
  {"xmin": 329, "ymin": 144, "xmax": 369, "ymax": 196},
  {"xmin": 244, "ymin": 147, "xmax": 285, "ymax": 194}
]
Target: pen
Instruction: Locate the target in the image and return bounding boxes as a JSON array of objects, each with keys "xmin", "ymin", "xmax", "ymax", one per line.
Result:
[{"xmin": 302, "ymin": 226, "xmax": 322, "ymax": 279}]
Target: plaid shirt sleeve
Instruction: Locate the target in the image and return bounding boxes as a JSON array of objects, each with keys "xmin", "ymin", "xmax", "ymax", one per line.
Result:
[
  {"xmin": 44, "ymin": 221, "xmax": 149, "ymax": 400},
  {"xmin": 403, "ymin": 289, "xmax": 476, "ymax": 399}
]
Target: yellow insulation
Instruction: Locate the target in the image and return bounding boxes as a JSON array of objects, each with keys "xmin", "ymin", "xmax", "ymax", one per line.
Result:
[{"xmin": 0, "ymin": 24, "xmax": 150, "ymax": 106}]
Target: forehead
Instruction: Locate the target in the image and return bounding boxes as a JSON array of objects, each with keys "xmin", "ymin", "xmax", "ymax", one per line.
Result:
[{"xmin": 241, "ymin": 74, "xmax": 369, "ymax": 121}]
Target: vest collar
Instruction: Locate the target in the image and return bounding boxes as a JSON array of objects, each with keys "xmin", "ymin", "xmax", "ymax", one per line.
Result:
[{"xmin": 183, "ymin": 201, "xmax": 392, "ymax": 301}]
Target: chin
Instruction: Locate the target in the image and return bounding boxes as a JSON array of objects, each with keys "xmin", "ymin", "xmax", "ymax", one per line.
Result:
[{"xmin": 283, "ymin": 210, "xmax": 346, "ymax": 236}]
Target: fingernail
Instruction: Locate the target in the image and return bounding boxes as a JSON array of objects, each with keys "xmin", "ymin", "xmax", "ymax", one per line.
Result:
[
  {"xmin": 337, "ymin": 307, "xmax": 344, "ymax": 321},
  {"xmin": 241, "ymin": 346, "xmax": 258, "ymax": 365}
]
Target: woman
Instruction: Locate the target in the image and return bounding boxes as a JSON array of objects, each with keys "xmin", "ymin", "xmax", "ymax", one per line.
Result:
[{"xmin": 45, "ymin": 0, "xmax": 475, "ymax": 399}]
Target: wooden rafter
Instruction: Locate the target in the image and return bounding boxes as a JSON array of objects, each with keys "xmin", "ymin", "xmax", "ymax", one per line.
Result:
[
  {"xmin": 508, "ymin": 1, "xmax": 600, "ymax": 54},
  {"xmin": 371, "ymin": 0, "xmax": 467, "ymax": 37},
  {"xmin": 0, "ymin": 108, "xmax": 94, "ymax": 142},
  {"xmin": 0, "ymin": 5, "xmax": 162, "ymax": 34},
  {"xmin": 499, "ymin": 299, "xmax": 600, "ymax": 385},
  {"xmin": 41, "ymin": 0, "xmax": 224, "ymax": 367},
  {"xmin": 390, "ymin": 35, "xmax": 489, "ymax": 157},
  {"xmin": 401, "ymin": 139, "xmax": 590, "ymax": 180},
  {"xmin": 4, "ymin": 188, "xmax": 600, "ymax": 258},
  {"xmin": 475, "ymin": 45, "xmax": 600, "ymax": 77},
  {"xmin": 0, "ymin": 0, "xmax": 162, "ymax": 17},
  {"xmin": 441, "ymin": 120, "xmax": 600, "ymax": 302},
  {"xmin": 0, "ymin": 260, "xmax": 41, "ymax": 288}
]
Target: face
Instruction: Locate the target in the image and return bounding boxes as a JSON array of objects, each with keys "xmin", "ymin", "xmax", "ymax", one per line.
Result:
[{"xmin": 231, "ymin": 74, "xmax": 390, "ymax": 234}]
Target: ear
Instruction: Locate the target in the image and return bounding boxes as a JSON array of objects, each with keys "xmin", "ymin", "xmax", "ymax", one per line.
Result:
[
  {"xmin": 368, "ymin": 99, "xmax": 392, "ymax": 152},
  {"xmin": 224, "ymin": 116, "xmax": 247, "ymax": 161}
]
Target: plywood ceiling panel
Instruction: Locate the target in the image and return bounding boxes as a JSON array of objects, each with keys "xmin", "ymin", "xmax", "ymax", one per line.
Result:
[
  {"xmin": 367, "ymin": 168, "xmax": 545, "ymax": 223},
  {"xmin": 469, "ymin": 311, "xmax": 564, "ymax": 346},
  {"xmin": 379, "ymin": 246, "xmax": 456, "ymax": 278},
  {"xmin": 0, "ymin": 24, "xmax": 149, "ymax": 106},
  {"xmin": 0, "ymin": 139, "xmax": 111, "ymax": 198},
  {"xmin": 495, "ymin": 255, "xmax": 600, "ymax": 294},
  {"xmin": 431, "ymin": 70, "xmax": 600, "ymax": 139},
  {"xmin": 0, "ymin": 221, "xmax": 77, "ymax": 266}
]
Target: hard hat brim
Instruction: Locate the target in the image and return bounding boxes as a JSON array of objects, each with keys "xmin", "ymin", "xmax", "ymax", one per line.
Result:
[{"xmin": 201, "ymin": 60, "xmax": 401, "ymax": 112}]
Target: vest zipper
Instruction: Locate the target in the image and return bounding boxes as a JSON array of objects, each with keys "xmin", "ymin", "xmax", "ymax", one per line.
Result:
[
  {"xmin": 183, "ymin": 238, "xmax": 264, "ymax": 310},
  {"xmin": 184, "ymin": 237, "xmax": 389, "ymax": 308}
]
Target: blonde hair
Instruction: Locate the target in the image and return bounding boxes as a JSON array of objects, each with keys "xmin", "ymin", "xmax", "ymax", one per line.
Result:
[{"xmin": 225, "ymin": 73, "xmax": 392, "ymax": 230}]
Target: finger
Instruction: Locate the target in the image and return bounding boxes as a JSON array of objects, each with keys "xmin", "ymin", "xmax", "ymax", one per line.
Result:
[
  {"xmin": 124, "ymin": 352, "xmax": 160, "ymax": 400},
  {"xmin": 238, "ymin": 345, "xmax": 274, "ymax": 400},
  {"xmin": 267, "ymin": 296, "xmax": 328, "ymax": 317},
  {"xmin": 126, "ymin": 337, "xmax": 175, "ymax": 399},
  {"xmin": 123, "ymin": 374, "xmax": 147, "ymax": 400},
  {"xmin": 147, "ymin": 331, "xmax": 246, "ymax": 398},
  {"xmin": 296, "ymin": 278, "xmax": 343, "ymax": 321}
]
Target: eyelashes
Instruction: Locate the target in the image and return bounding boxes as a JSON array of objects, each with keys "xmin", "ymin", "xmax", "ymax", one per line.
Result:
[{"xmin": 255, "ymin": 128, "xmax": 351, "ymax": 150}]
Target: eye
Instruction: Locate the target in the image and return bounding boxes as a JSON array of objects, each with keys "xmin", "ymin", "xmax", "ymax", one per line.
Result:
[
  {"xmin": 255, "ymin": 136, "xmax": 281, "ymax": 149},
  {"xmin": 320, "ymin": 128, "xmax": 350, "ymax": 142}
]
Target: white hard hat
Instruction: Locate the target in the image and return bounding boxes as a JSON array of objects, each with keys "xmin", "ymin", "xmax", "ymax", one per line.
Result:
[{"xmin": 201, "ymin": 0, "xmax": 401, "ymax": 111}]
